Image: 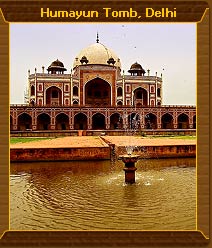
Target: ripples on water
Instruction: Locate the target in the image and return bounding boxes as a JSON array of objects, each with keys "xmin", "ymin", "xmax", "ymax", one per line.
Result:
[{"xmin": 10, "ymin": 158, "xmax": 196, "ymax": 230}]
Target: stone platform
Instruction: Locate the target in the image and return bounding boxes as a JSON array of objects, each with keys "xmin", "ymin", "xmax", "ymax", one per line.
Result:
[{"xmin": 10, "ymin": 136, "xmax": 196, "ymax": 162}]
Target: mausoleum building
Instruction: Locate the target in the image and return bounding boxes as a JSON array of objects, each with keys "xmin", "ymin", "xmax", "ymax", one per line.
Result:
[{"xmin": 10, "ymin": 37, "xmax": 196, "ymax": 132}]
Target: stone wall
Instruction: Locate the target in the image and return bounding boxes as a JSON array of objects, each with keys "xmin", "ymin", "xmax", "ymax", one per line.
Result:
[
  {"xmin": 116, "ymin": 145, "xmax": 196, "ymax": 158},
  {"xmin": 10, "ymin": 147, "xmax": 111, "ymax": 162}
]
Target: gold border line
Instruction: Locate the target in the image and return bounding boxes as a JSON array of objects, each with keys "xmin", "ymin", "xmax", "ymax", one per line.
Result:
[
  {"xmin": 197, "ymin": 8, "xmax": 209, "ymax": 23},
  {"xmin": 1, "ymin": 0, "xmax": 208, "ymax": 242},
  {"xmin": 196, "ymin": 8, "xmax": 209, "ymax": 239},
  {"xmin": 0, "ymin": 6, "xmax": 9, "ymax": 240},
  {"xmin": 0, "ymin": 8, "xmax": 9, "ymax": 24},
  {"xmin": 7, "ymin": 24, "xmax": 198, "ymax": 233}
]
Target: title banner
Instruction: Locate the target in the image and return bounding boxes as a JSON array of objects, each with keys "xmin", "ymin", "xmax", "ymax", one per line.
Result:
[{"xmin": 0, "ymin": 1, "xmax": 209, "ymax": 22}]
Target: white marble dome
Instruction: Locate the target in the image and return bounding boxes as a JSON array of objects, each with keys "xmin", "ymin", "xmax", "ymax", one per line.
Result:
[{"xmin": 73, "ymin": 42, "xmax": 121, "ymax": 69}]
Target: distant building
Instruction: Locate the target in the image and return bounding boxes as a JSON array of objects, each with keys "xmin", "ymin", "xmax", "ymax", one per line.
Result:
[{"xmin": 10, "ymin": 35, "xmax": 196, "ymax": 132}]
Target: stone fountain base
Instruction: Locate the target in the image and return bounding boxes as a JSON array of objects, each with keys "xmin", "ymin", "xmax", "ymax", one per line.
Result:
[
  {"xmin": 123, "ymin": 166, "xmax": 137, "ymax": 184},
  {"xmin": 119, "ymin": 154, "xmax": 140, "ymax": 184}
]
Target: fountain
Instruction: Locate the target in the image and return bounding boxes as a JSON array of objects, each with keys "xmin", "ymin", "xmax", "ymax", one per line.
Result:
[{"xmin": 119, "ymin": 153, "xmax": 140, "ymax": 184}]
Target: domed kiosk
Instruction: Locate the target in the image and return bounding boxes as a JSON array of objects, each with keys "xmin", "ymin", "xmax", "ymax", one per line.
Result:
[
  {"xmin": 47, "ymin": 59, "xmax": 67, "ymax": 74},
  {"xmin": 128, "ymin": 62, "xmax": 145, "ymax": 76}
]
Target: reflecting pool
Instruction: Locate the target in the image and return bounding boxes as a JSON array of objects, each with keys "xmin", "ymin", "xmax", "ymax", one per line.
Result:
[{"xmin": 10, "ymin": 158, "xmax": 196, "ymax": 230}]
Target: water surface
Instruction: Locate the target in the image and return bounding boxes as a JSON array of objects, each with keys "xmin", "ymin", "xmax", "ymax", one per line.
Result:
[{"xmin": 10, "ymin": 158, "xmax": 196, "ymax": 230}]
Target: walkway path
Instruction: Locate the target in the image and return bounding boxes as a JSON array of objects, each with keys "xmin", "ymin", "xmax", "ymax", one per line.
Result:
[
  {"xmin": 104, "ymin": 136, "xmax": 196, "ymax": 146},
  {"xmin": 10, "ymin": 136, "xmax": 196, "ymax": 149}
]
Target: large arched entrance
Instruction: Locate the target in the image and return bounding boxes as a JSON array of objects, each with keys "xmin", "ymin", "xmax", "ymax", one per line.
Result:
[
  {"xmin": 55, "ymin": 113, "xmax": 69, "ymax": 130},
  {"xmin": 92, "ymin": 113, "xmax": 105, "ymax": 130},
  {"xmin": 37, "ymin": 113, "xmax": 51, "ymax": 130},
  {"xmin": 161, "ymin": 113, "xmax": 173, "ymax": 129},
  {"xmin": 110, "ymin": 113, "xmax": 123, "ymax": 129},
  {"xmin": 178, "ymin": 113, "xmax": 189, "ymax": 129},
  {"xmin": 46, "ymin": 86, "xmax": 62, "ymax": 106},
  {"xmin": 74, "ymin": 113, "xmax": 87, "ymax": 130},
  {"xmin": 133, "ymin": 87, "xmax": 148, "ymax": 106},
  {"xmin": 17, "ymin": 113, "xmax": 32, "ymax": 131},
  {"xmin": 145, "ymin": 113, "xmax": 157, "ymax": 129},
  {"xmin": 85, "ymin": 78, "xmax": 111, "ymax": 106}
]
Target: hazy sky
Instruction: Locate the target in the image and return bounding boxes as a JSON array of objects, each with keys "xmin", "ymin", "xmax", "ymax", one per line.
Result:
[{"xmin": 10, "ymin": 23, "xmax": 196, "ymax": 105}]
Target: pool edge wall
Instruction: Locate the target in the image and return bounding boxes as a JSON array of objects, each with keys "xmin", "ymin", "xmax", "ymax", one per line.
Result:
[
  {"xmin": 117, "ymin": 144, "xmax": 196, "ymax": 158},
  {"xmin": 10, "ymin": 144, "xmax": 196, "ymax": 162},
  {"xmin": 10, "ymin": 147, "xmax": 111, "ymax": 162}
]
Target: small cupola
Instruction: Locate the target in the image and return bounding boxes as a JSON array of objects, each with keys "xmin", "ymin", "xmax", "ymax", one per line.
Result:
[
  {"xmin": 47, "ymin": 59, "xmax": 67, "ymax": 74},
  {"xmin": 80, "ymin": 56, "xmax": 89, "ymax": 64},
  {"xmin": 107, "ymin": 57, "xmax": 116, "ymax": 65},
  {"xmin": 128, "ymin": 62, "xmax": 146, "ymax": 76}
]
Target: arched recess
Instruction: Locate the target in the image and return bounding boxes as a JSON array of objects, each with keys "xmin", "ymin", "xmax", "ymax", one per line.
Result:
[
  {"xmin": 55, "ymin": 113, "xmax": 69, "ymax": 130},
  {"xmin": 74, "ymin": 113, "xmax": 87, "ymax": 130},
  {"xmin": 92, "ymin": 113, "xmax": 105, "ymax": 130},
  {"xmin": 117, "ymin": 87, "xmax": 123, "ymax": 97},
  {"xmin": 157, "ymin": 88, "xmax": 161, "ymax": 97},
  {"xmin": 178, "ymin": 113, "xmax": 189, "ymax": 129},
  {"xmin": 37, "ymin": 113, "xmax": 51, "ymax": 130},
  {"xmin": 193, "ymin": 115, "xmax": 196, "ymax": 129},
  {"xmin": 17, "ymin": 113, "xmax": 32, "ymax": 131},
  {"xmin": 85, "ymin": 77, "xmax": 111, "ymax": 106},
  {"xmin": 30, "ymin": 100, "xmax": 35, "ymax": 106},
  {"xmin": 161, "ymin": 113, "xmax": 173, "ymax": 129},
  {"xmin": 31, "ymin": 85, "xmax": 35, "ymax": 96},
  {"xmin": 128, "ymin": 113, "xmax": 140, "ymax": 130},
  {"xmin": 110, "ymin": 113, "xmax": 123, "ymax": 129},
  {"xmin": 117, "ymin": 101, "xmax": 123, "ymax": 106},
  {"xmin": 46, "ymin": 86, "xmax": 62, "ymax": 106},
  {"xmin": 10, "ymin": 115, "xmax": 13, "ymax": 131},
  {"xmin": 145, "ymin": 113, "xmax": 157, "ymax": 129},
  {"xmin": 73, "ymin": 86, "xmax": 78, "ymax": 96},
  {"xmin": 73, "ymin": 100, "xmax": 79, "ymax": 105},
  {"xmin": 133, "ymin": 87, "xmax": 148, "ymax": 106}
]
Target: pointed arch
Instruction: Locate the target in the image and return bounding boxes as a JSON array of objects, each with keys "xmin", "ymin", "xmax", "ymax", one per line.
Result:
[
  {"xmin": 110, "ymin": 113, "xmax": 123, "ymax": 129},
  {"xmin": 92, "ymin": 113, "xmax": 106, "ymax": 130},
  {"xmin": 178, "ymin": 113, "xmax": 189, "ymax": 129},
  {"xmin": 128, "ymin": 113, "xmax": 140, "ymax": 130},
  {"xmin": 17, "ymin": 113, "xmax": 32, "ymax": 131},
  {"xmin": 161, "ymin": 113, "xmax": 173, "ymax": 129},
  {"xmin": 133, "ymin": 87, "xmax": 148, "ymax": 106},
  {"xmin": 84, "ymin": 77, "xmax": 111, "ymax": 106},
  {"xmin": 55, "ymin": 113, "xmax": 69, "ymax": 130},
  {"xmin": 37, "ymin": 113, "xmax": 51, "ymax": 130},
  {"xmin": 145, "ymin": 113, "xmax": 157, "ymax": 129},
  {"xmin": 46, "ymin": 86, "xmax": 62, "ymax": 106},
  {"xmin": 74, "ymin": 113, "xmax": 88, "ymax": 130}
]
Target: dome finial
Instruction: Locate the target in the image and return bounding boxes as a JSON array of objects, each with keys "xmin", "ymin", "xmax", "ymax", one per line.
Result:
[{"xmin": 96, "ymin": 32, "xmax": 99, "ymax": 43}]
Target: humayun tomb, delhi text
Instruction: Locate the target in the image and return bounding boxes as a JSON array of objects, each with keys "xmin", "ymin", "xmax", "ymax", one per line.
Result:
[{"xmin": 40, "ymin": 7, "xmax": 177, "ymax": 19}]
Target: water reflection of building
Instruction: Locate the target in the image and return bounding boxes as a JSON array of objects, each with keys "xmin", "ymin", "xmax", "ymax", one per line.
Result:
[{"xmin": 10, "ymin": 36, "xmax": 196, "ymax": 132}]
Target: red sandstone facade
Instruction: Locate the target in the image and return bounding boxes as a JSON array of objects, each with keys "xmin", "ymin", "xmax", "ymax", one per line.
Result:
[{"xmin": 10, "ymin": 39, "xmax": 196, "ymax": 132}]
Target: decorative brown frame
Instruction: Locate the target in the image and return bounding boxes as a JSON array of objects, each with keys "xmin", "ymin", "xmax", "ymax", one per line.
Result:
[{"xmin": 0, "ymin": 1, "xmax": 210, "ymax": 246}]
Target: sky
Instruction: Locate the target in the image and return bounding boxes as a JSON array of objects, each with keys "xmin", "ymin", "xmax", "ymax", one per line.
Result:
[{"xmin": 10, "ymin": 23, "xmax": 196, "ymax": 105}]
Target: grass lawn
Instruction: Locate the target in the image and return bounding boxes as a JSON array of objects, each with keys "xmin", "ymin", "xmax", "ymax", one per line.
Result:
[{"xmin": 10, "ymin": 137, "xmax": 55, "ymax": 144}]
